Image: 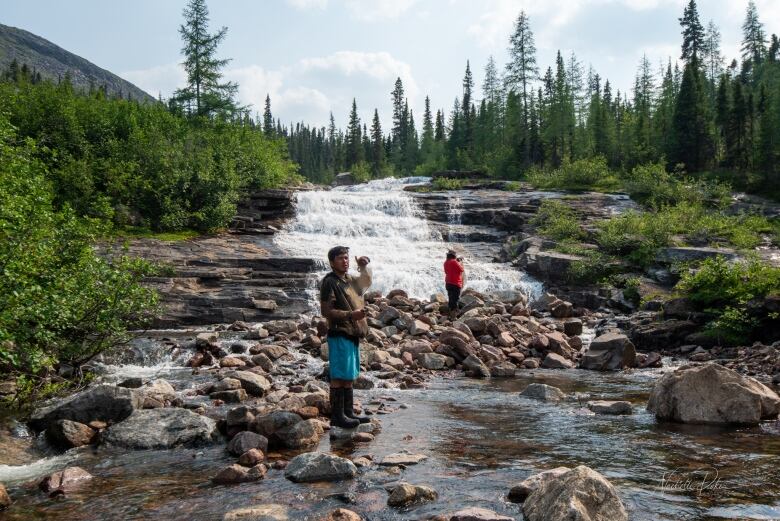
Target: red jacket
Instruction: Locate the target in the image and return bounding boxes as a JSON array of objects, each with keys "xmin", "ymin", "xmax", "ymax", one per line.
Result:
[{"xmin": 444, "ymin": 258, "xmax": 464, "ymax": 287}]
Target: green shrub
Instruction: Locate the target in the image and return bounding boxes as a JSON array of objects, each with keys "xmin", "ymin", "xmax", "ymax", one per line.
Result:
[
  {"xmin": 527, "ymin": 156, "xmax": 619, "ymax": 191},
  {"xmin": 676, "ymin": 256, "xmax": 780, "ymax": 343},
  {"xmin": 0, "ymin": 115, "xmax": 160, "ymax": 380},
  {"xmin": 531, "ymin": 200, "xmax": 586, "ymax": 242},
  {"xmin": 432, "ymin": 177, "xmax": 465, "ymax": 190},
  {"xmin": 567, "ymin": 250, "xmax": 616, "ymax": 284}
]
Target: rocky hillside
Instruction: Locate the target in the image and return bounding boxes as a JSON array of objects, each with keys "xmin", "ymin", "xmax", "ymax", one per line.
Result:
[{"xmin": 0, "ymin": 23, "xmax": 154, "ymax": 102}]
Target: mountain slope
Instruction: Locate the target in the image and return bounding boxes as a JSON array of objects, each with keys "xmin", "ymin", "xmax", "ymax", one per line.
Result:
[{"xmin": 0, "ymin": 23, "xmax": 155, "ymax": 102}]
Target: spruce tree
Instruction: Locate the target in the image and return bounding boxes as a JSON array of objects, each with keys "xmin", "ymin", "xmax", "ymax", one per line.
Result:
[
  {"xmin": 679, "ymin": 0, "xmax": 704, "ymax": 63},
  {"xmin": 702, "ymin": 20, "xmax": 724, "ymax": 99},
  {"xmin": 505, "ymin": 9, "xmax": 538, "ymax": 166},
  {"xmin": 741, "ymin": 0, "xmax": 766, "ymax": 65},
  {"xmin": 174, "ymin": 0, "xmax": 239, "ymax": 117},
  {"xmin": 345, "ymin": 98, "xmax": 363, "ymax": 168},
  {"xmin": 263, "ymin": 94, "xmax": 274, "ymax": 136},
  {"xmin": 421, "ymin": 96, "xmax": 435, "ymax": 160},
  {"xmin": 672, "ymin": 57, "xmax": 714, "ymax": 171},
  {"xmin": 370, "ymin": 109, "xmax": 385, "ymax": 176}
]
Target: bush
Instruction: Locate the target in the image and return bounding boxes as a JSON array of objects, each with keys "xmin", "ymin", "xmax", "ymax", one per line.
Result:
[
  {"xmin": 527, "ymin": 156, "xmax": 619, "ymax": 191},
  {"xmin": 432, "ymin": 177, "xmax": 464, "ymax": 190},
  {"xmin": 0, "ymin": 115, "xmax": 160, "ymax": 381},
  {"xmin": 676, "ymin": 256, "xmax": 780, "ymax": 343},
  {"xmin": 531, "ymin": 200, "xmax": 586, "ymax": 242}
]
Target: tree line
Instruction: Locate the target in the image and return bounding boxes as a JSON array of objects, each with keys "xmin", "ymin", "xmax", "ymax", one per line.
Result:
[{"xmin": 281, "ymin": 0, "xmax": 780, "ymax": 194}]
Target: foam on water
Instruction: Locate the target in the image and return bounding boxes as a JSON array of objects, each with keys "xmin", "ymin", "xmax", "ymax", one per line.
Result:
[{"xmin": 274, "ymin": 177, "xmax": 542, "ymax": 302}]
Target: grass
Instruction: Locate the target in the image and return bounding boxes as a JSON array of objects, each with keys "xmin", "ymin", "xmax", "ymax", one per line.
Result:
[{"xmin": 111, "ymin": 226, "xmax": 202, "ymax": 241}]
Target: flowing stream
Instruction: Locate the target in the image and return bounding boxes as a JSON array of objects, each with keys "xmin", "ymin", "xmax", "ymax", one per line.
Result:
[{"xmin": 1, "ymin": 179, "xmax": 779, "ymax": 520}]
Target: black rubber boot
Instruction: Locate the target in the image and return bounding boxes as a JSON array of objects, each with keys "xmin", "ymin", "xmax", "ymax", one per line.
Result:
[
  {"xmin": 344, "ymin": 387, "xmax": 370, "ymax": 424},
  {"xmin": 330, "ymin": 388, "xmax": 359, "ymax": 429}
]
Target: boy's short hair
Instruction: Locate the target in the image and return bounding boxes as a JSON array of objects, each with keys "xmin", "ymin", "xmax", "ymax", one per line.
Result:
[{"xmin": 328, "ymin": 245, "xmax": 350, "ymax": 262}]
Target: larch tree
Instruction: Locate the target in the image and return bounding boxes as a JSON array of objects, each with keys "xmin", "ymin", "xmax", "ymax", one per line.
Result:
[{"xmin": 174, "ymin": 0, "xmax": 239, "ymax": 118}]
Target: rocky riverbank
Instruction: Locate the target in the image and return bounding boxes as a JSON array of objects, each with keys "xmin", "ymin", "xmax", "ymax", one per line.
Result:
[{"xmin": 3, "ymin": 284, "xmax": 779, "ymax": 519}]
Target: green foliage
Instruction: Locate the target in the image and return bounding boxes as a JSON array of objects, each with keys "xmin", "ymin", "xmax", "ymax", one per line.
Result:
[
  {"xmin": 676, "ymin": 256, "xmax": 780, "ymax": 343},
  {"xmin": 0, "ymin": 78, "xmax": 300, "ymax": 233},
  {"xmin": 350, "ymin": 161, "xmax": 371, "ymax": 183},
  {"xmin": 527, "ymin": 157, "xmax": 620, "ymax": 191},
  {"xmin": 0, "ymin": 114, "xmax": 160, "ymax": 378},
  {"xmin": 431, "ymin": 177, "xmax": 465, "ymax": 190},
  {"xmin": 567, "ymin": 250, "xmax": 616, "ymax": 284},
  {"xmin": 531, "ymin": 199, "xmax": 586, "ymax": 242}
]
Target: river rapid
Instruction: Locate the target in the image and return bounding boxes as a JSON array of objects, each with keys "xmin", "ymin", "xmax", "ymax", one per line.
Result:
[{"xmin": 1, "ymin": 178, "xmax": 779, "ymax": 520}]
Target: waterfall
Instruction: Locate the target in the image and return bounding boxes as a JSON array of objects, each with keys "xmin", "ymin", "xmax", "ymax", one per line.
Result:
[{"xmin": 274, "ymin": 177, "xmax": 542, "ymax": 304}]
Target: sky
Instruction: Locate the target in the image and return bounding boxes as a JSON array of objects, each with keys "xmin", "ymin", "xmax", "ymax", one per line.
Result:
[{"xmin": 3, "ymin": 0, "xmax": 780, "ymax": 131}]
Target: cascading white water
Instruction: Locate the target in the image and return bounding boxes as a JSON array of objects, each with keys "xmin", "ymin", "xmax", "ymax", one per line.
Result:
[{"xmin": 274, "ymin": 177, "xmax": 542, "ymax": 303}]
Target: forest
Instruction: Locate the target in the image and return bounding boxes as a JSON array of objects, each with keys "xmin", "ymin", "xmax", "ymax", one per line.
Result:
[{"xmin": 282, "ymin": 0, "xmax": 780, "ymax": 199}]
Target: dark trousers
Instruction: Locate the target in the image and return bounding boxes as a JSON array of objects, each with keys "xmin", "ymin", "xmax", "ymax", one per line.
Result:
[{"xmin": 446, "ymin": 283, "xmax": 461, "ymax": 311}]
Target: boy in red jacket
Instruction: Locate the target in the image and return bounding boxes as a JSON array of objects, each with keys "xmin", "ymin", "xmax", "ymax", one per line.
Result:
[{"xmin": 443, "ymin": 249, "xmax": 465, "ymax": 319}]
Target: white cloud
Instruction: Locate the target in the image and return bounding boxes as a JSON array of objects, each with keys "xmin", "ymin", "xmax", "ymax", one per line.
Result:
[
  {"xmin": 286, "ymin": 0, "xmax": 328, "ymax": 10},
  {"xmin": 467, "ymin": 0, "xmax": 686, "ymax": 49},
  {"xmin": 299, "ymin": 50, "xmax": 419, "ymax": 101},
  {"xmin": 121, "ymin": 62, "xmax": 186, "ymax": 98},
  {"xmin": 344, "ymin": 0, "xmax": 419, "ymax": 21}
]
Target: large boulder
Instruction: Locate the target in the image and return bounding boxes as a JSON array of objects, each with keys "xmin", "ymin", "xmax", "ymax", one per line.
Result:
[
  {"xmin": 29, "ymin": 385, "xmax": 142, "ymax": 431},
  {"xmin": 284, "ymin": 452, "xmax": 357, "ymax": 483},
  {"xmin": 508, "ymin": 467, "xmax": 570, "ymax": 503},
  {"xmin": 462, "ymin": 355, "xmax": 490, "ymax": 378},
  {"xmin": 101, "ymin": 408, "xmax": 218, "ymax": 449},
  {"xmin": 523, "ymin": 465, "xmax": 628, "ymax": 521},
  {"xmin": 647, "ymin": 363, "xmax": 780, "ymax": 424},
  {"xmin": 579, "ymin": 333, "xmax": 636, "ymax": 371}
]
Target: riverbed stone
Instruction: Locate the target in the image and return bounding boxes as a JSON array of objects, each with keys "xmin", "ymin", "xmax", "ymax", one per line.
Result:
[
  {"xmin": 138, "ymin": 379, "xmax": 177, "ymax": 408},
  {"xmin": 520, "ymin": 383, "xmax": 565, "ymax": 403},
  {"xmin": 225, "ymin": 371, "xmax": 272, "ymax": 397},
  {"xmin": 563, "ymin": 319, "xmax": 583, "ymax": 336},
  {"xmin": 419, "ymin": 353, "xmax": 451, "ymax": 370},
  {"xmin": 325, "ymin": 508, "xmax": 362, "ymax": 521},
  {"xmin": 588, "ymin": 400, "xmax": 632, "ymax": 415},
  {"xmin": 39, "ymin": 466, "xmax": 93, "ymax": 495},
  {"xmin": 102, "ymin": 408, "xmax": 218, "ymax": 449},
  {"xmin": 29, "ymin": 384, "xmax": 142, "ymax": 431},
  {"xmin": 647, "ymin": 363, "xmax": 780, "ymax": 424},
  {"xmin": 508, "ymin": 467, "xmax": 570, "ymax": 503},
  {"xmin": 238, "ymin": 448, "xmax": 265, "ymax": 467},
  {"xmin": 223, "ymin": 504, "xmax": 288, "ymax": 521},
  {"xmin": 579, "ymin": 333, "xmax": 636, "ymax": 371},
  {"xmin": 523, "ymin": 465, "xmax": 628, "ymax": 521},
  {"xmin": 284, "ymin": 452, "xmax": 357, "ymax": 483},
  {"xmin": 211, "ymin": 389, "xmax": 248, "ymax": 403},
  {"xmin": 490, "ymin": 361, "xmax": 517, "ymax": 377},
  {"xmin": 213, "ymin": 464, "xmax": 267, "ymax": 484},
  {"xmin": 380, "ymin": 452, "xmax": 428, "ymax": 466},
  {"xmin": 0, "ymin": 483, "xmax": 10, "ymax": 509},
  {"xmin": 228, "ymin": 431, "xmax": 269, "ymax": 456},
  {"xmin": 462, "ymin": 355, "xmax": 490, "ymax": 378},
  {"xmin": 387, "ymin": 483, "xmax": 438, "ymax": 507},
  {"xmin": 46, "ymin": 419, "xmax": 96, "ymax": 449},
  {"xmin": 449, "ymin": 507, "xmax": 514, "ymax": 521},
  {"xmin": 541, "ymin": 353, "xmax": 574, "ymax": 369}
]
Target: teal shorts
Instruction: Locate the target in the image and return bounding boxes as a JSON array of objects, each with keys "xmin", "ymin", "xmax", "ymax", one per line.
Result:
[{"xmin": 328, "ymin": 335, "xmax": 360, "ymax": 381}]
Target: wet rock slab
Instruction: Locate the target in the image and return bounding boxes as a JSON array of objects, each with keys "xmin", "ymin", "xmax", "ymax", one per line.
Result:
[{"xmin": 101, "ymin": 408, "xmax": 218, "ymax": 449}]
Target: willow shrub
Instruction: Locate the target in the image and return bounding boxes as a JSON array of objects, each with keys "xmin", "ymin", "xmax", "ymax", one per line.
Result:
[{"xmin": 0, "ymin": 115, "xmax": 159, "ymax": 381}]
